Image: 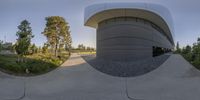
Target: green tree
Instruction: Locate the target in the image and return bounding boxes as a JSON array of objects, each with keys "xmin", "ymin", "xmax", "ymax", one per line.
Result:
[
  {"xmin": 0, "ymin": 40, "xmax": 3, "ymax": 51},
  {"xmin": 192, "ymin": 38, "xmax": 200, "ymax": 65},
  {"xmin": 176, "ymin": 41, "xmax": 181, "ymax": 53},
  {"xmin": 42, "ymin": 16, "xmax": 72, "ymax": 57},
  {"xmin": 182, "ymin": 45, "xmax": 192, "ymax": 61},
  {"xmin": 29, "ymin": 44, "xmax": 38, "ymax": 54},
  {"xmin": 182, "ymin": 45, "xmax": 192, "ymax": 54},
  {"xmin": 42, "ymin": 43, "xmax": 49, "ymax": 54},
  {"xmin": 65, "ymin": 35, "xmax": 72, "ymax": 54},
  {"xmin": 86, "ymin": 47, "xmax": 91, "ymax": 51},
  {"xmin": 78, "ymin": 44, "xmax": 86, "ymax": 50},
  {"xmin": 15, "ymin": 20, "xmax": 34, "ymax": 62},
  {"xmin": 179, "ymin": 37, "xmax": 200, "ymax": 70},
  {"xmin": 38, "ymin": 46, "xmax": 42, "ymax": 53},
  {"xmin": 197, "ymin": 37, "xmax": 200, "ymax": 44}
]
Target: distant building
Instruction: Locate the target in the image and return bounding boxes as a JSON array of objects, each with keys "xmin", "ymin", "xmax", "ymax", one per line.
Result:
[
  {"xmin": 2, "ymin": 42, "xmax": 12, "ymax": 50},
  {"xmin": 84, "ymin": 3, "xmax": 174, "ymax": 61},
  {"xmin": 0, "ymin": 42, "xmax": 14, "ymax": 54}
]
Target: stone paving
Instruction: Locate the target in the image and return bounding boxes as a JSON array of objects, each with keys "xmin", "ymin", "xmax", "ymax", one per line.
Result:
[
  {"xmin": 0, "ymin": 53, "xmax": 200, "ymax": 100},
  {"xmin": 82, "ymin": 55, "xmax": 170, "ymax": 77}
]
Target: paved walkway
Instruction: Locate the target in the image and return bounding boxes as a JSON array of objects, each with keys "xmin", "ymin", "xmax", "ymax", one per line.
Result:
[{"xmin": 0, "ymin": 53, "xmax": 200, "ymax": 100}]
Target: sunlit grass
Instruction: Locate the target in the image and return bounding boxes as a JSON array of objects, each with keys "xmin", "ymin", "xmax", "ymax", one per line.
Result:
[
  {"xmin": 79, "ymin": 51, "xmax": 96, "ymax": 55},
  {"xmin": 0, "ymin": 52, "xmax": 70, "ymax": 76}
]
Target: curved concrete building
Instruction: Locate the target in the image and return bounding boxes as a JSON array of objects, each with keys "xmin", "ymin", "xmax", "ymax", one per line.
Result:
[{"xmin": 84, "ymin": 3, "xmax": 174, "ymax": 61}]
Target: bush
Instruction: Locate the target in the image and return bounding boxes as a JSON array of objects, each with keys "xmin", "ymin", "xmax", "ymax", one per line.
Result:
[
  {"xmin": 0, "ymin": 52, "xmax": 69, "ymax": 76},
  {"xmin": 1, "ymin": 62, "xmax": 26, "ymax": 74},
  {"xmin": 27, "ymin": 59, "xmax": 57, "ymax": 74},
  {"xmin": 192, "ymin": 59, "xmax": 200, "ymax": 69}
]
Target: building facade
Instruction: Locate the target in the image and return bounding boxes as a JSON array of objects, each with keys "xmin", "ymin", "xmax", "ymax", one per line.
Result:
[{"xmin": 84, "ymin": 3, "xmax": 174, "ymax": 61}]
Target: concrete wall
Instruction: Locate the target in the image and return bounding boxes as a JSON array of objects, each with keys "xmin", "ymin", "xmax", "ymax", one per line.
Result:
[{"xmin": 96, "ymin": 17, "xmax": 173, "ymax": 61}]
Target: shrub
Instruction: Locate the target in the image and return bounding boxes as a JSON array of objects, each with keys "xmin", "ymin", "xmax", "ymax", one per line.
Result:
[{"xmin": 0, "ymin": 52, "xmax": 69, "ymax": 76}]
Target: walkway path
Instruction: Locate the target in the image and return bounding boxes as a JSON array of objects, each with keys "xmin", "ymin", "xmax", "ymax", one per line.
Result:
[
  {"xmin": 126, "ymin": 54, "xmax": 200, "ymax": 100},
  {"xmin": 0, "ymin": 53, "xmax": 200, "ymax": 100}
]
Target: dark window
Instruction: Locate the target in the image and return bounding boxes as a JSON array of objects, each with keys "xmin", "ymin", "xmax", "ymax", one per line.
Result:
[{"xmin": 153, "ymin": 46, "xmax": 165, "ymax": 57}]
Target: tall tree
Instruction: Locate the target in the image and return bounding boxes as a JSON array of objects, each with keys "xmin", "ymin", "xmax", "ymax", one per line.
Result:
[
  {"xmin": 0, "ymin": 40, "xmax": 3, "ymax": 51},
  {"xmin": 184, "ymin": 45, "xmax": 192, "ymax": 54},
  {"xmin": 176, "ymin": 41, "xmax": 181, "ymax": 53},
  {"xmin": 197, "ymin": 37, "xmax": 200, "ymax": 45},
  {"xmin": 78, "ymin": 44, "xmax": 86, "ymax": 50},
  {"xmin": 42, "ymin": 16, "xmax": 72, "ymax": 57},
  {"xmin": 15, "ymin": 20, "xmax": 34, "ymax": 62},
  {"xmin": 30, "ymin": 44, "xmax": 38, "ymax": 54},
  {"xmin": 42, "ymin": 43, "xmax": 49, "ymax": 54},
  {"xmin": 193, "ymin": 38, "xmax": 200, "ymax": 61}
]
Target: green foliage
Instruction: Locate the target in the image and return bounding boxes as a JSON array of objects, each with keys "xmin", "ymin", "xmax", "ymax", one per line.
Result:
[
  {"xmin": 15, "ymin": 20, "xmax": 34, "ymax": 56},
  {"xmin": 42, "ymin": 43, "xmax": 48, "ymax": 53},
  {"xmin": 0, "ymin": 41, "xmax": 13, "ymax": 51},
  {"xmin": 182, "ymin": 45, "xmax": 192, "ymax": 54},
  {"xmin": 178, "ymin": 38, "xmax": 200, "ymax": 70},
  {"xmin": 175, "ymin": 41, "xmax": 181, "ymax": 53},
  {"xmin": 26, "ymin": 59, "xmax": 56, "ymax": 74},
  {"xmin": 0, "ymin": 52, "xmax": 69, "ymax": 75},
  {"xmin": 31, "ymin": 44, "xmax": 37, "ymax": 53},
  {"xmin": 0, "ymin": 40, "xmax": 3, "ymax": 51},
  {"xmin": 0, "ymin": 54, "xmax": 26, "ymax": 73},
  {"xmin": 181, "ymin": 45, "xmax": 192, "ymax": 61},
  {"xmin": 75, "ymin": 44, "xmax": 95, "ymax": 52},
  {"xmin": 42, "ymin": 16, "xmax": 72, "ymax": 57},
  {"xmin": 192, "ymin": 59, "xmax": 200, "ymax": 69},
  {"xmin": 78, "ymin": 44, "xmax": 86, "ymax": 50},
  {"xmin": 15, "ymin": 38, "xmax": 30, "ymax": 55},
  {"xmin": 0, "ymin": 17, "xmax": 73, "ymax": 76},
  {"xmin": 28, "ymin": 44, "xmax": 38, "ymax": 54}
]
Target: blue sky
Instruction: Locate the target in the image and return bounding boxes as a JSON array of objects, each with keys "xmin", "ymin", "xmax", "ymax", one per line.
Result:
[{"xmin": 0, "ymin": 0, "xmax": 200, "ymax": 48}]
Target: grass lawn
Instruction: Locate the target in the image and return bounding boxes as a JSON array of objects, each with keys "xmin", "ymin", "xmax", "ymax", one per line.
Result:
[
  {"xmin": 79, "ymin": 51, "xmax": 96, "ymax": 55},
  {"xmin": 0, "ymin": 52, "xmax": 70, "ymax": 76}
]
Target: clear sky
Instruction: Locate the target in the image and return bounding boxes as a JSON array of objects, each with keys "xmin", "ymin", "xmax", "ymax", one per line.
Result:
[{"xmin": 0, "ymin": 0, "xmax": 200, "ymax": 48}]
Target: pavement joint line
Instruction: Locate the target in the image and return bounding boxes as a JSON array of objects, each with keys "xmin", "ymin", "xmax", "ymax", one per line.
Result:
[
  {"xmin": 125, "ymin": 78, "xmax": 144, "ymax": 100},
  {"xmin": 3, "ymin": 78, "xmax": 26, "ymax": 100}
]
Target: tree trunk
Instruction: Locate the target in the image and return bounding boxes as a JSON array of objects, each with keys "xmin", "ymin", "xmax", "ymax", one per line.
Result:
[
  {"xmin": 68, "ymin": 49, "xmax": 71, "ymax": 56},
  {"xmin": 23, "ymin": 55, "xmax": 26, "ymax": 63},
  {"xmin": 21, "ymin": 55, "xmax": 24, "ymax": 62},
  {"xmin": 17, "ymin": 55, "xmax": 23, "ymax": 63},
  {"xmin": 55, "ymin": 43, "xmax": 58, "ymax": 57},
  {"xmin": 17, "ymin": 55, "xmax": 20, "ymax": 62}
]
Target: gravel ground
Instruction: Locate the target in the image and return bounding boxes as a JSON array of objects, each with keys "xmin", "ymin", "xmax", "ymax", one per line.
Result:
[{"xmin": 82, "ymin": 54, "xmax": 170, "ymax": 77}]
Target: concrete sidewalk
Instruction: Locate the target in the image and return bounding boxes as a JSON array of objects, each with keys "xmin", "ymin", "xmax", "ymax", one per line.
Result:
[
  {"xmin": 0, "ymin": 53, "xmax": 200, "ymax": 100},
  {"xmin": 126, "ymin": 54, "xmax": 200, "ymax": 100}
]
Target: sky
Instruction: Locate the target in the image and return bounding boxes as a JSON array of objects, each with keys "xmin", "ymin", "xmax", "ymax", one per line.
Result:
[{"xmin": 0, "ymin": 0, "xmax": 200, "ymax": 48}]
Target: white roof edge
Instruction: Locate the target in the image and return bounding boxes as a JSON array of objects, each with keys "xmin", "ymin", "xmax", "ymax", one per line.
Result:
[{"xmin": 84, "ymin": 2, "xmax": 174, "ymax": 45}]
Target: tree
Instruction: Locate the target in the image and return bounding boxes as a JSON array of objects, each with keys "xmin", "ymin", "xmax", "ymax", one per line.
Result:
[
  {"xmin": 42, "ymin": 43, "xmax": 48, "ymax": 54},
  {"xmin": 177, "ymin": 37, "xmax": 200, "ymax": 69},
  {"xmin": 86, "ymin": 46, "xmax": 95, "ymax": 51},
  {"xmin": 78, "ymin": 44, "xmax": 86, "ymax": 50},
  {"xmin": 175, "ymin": 41, "xmax": 181, "ymax": 53},
  {"xmin": 15, "ymin": 20, "xmax": 34, "ymax": 62},
  {"xmin": 86, "ymin": 47, "xmax": 91, "ymax": 51},
  {"xmin": 192, "ymin": 38, "xmax": 200, "ymax": 62},
  {"xmin": 182, "ymin": 45, "xmax": 192, "ymax": 61},
  {"xmin": 197, "ymin": 37, "xmax": 200, "ymax": 44},
  {"xmin": 0, "ymin": 40, "xmax": 3, "ymax": 51},
  {"xmin": 38, "ymin": 46, "xmax": 42, "ymax": 53},
  {"xmin": 42, "ymin": 16, "xmax": 72, "ymax": 57},
  {"xmin": 65, "ymin": 35, "xmax": 72, "ymax": 54},
  {"xmin": 182, "ymin": 45, "xmax": 191, "ymax": 54},
  {"xmin": 29, "ymin": 44, "xmax": 38, "ymax": 54}
]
